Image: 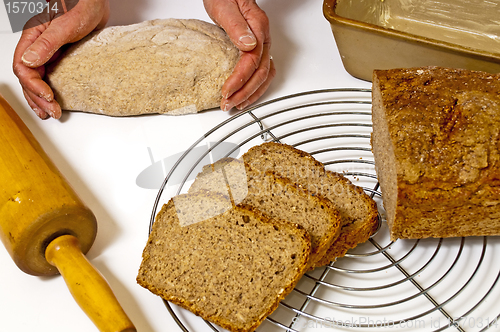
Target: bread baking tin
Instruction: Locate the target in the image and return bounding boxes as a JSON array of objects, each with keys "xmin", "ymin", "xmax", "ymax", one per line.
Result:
[{"xmin": 323, "ymin": 0, "xmax": 500, "ymax": 81}]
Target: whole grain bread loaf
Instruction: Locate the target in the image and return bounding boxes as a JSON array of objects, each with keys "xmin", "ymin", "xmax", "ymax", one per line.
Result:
[
  {"xmin": 188, "ymin": 158, "xmax": 342, "ymax": 268},
  {"xmin": 242, "ymin": 142, "xmax": 379, "ymax": 266},
  {"xmin": 46, "ymin": 19, "xmax": 239, "ymax": 116},
  {"xmin": 137, "ymin": 191, "xmax": 311, "ymax": 332},
  {"xmin": 371, "ymin": 66, "xmax": 500, "ymax": 240}
]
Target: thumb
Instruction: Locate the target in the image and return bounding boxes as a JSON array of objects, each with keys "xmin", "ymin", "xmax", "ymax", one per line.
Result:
[
  {"xmin": 204, "ymin": 1, "xmax": 257, "ymax": 52},
  {"xmin": 21, "ymin": 2, "xmax": 107, "ymax": 68},
  {"xmin": 21, "ymin": 26, "xmax": 68, "ymax": 67}
]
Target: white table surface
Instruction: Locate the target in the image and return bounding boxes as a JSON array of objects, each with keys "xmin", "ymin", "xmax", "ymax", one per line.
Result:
[{"xmin": 0, "ymin": 0, "xmax": 369, "ymax": 331}]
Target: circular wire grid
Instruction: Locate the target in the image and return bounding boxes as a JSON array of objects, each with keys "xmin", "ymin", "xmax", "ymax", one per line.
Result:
[{"xmin": 150, "ymin": 89, "xmax": 500, "ymax": 332}]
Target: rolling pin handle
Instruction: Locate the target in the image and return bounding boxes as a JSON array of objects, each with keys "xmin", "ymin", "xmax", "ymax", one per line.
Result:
[{"xmin": 45, "ymin": 234, "xmax": 137, "ymax": 332}]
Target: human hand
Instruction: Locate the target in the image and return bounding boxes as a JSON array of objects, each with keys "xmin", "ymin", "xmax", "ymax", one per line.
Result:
[
  {"xmin": 203, "ymin": 0, "xmax": 276, "ymax": 112},
  {"xmin": 13, "ymin": 0, "xmax": 110, "ymax": 120}
]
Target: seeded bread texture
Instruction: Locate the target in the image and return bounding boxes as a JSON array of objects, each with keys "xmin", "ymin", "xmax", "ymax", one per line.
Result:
[
  {"xmin": 242, "ymin": 142, "xmax": 379, "ymax": 266},
  {"xmin": 137, "ymin": 191, "xmax": 311, "ymax": 332},
  {"xmin": 372, "ymin": 66, "xmax": 500, "ymax": 240},
  {"xmin": 189, "ymin": 159, "xmax": 342, "ymax": 268},
  {"xmin": 244, "ymin": 170, "xmax": 341, "ymax": 268},
  {"xmin": 189, "ymin": 157, "xmax": 248, "ymax": 206},
  {"xmin": 312, "ymin": 170, "xmax": 379, "ymax": 266},
  {"xmin": 46, "ymin": 19, "xmax": 239, "ymax": 116}
]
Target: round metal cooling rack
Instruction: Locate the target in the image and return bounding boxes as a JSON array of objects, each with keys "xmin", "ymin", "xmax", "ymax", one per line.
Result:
[{"xmin": 150, "ymin": 88, "xmax": 500, "ymax": 332}]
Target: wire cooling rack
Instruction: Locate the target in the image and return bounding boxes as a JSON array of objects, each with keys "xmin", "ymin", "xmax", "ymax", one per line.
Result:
[{"xmin": 150, "ymin": 88, "xmax": 500, "ymax": 332}]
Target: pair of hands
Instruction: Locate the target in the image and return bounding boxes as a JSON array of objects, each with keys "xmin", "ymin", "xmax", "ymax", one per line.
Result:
[{"xmin": 13, "ymin": 0, "xmax": 276, "ymax": 120}]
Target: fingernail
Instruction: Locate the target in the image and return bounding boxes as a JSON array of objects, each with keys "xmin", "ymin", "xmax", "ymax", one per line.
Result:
[
  {"xmin": 237, "ymin": 100, "xmax": 250, "ymax": 110},
  {"xmin": 222, "ymin": 100, "xmax": 234, "ymax": 112},
  {"xmin": 43, "ymin": 107, "xmax": 55, "ymax": 118},
  {"xmin": 22, "ymin": 50, "xmax": 40, "ymax": 65},
  {"xmin": 239, "ymin": 34, "xmax": 256, "ymax": 47},
  {"xmin": 40, "ymin": 92, "xmax": 53, "ymax": 103},
  {"xmin": 33, "ymin": 107, "xmax": 49, "ymax": 120}
]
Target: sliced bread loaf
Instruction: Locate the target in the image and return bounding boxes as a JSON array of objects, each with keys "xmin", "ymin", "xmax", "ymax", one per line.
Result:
[
  {"xmin": 137, "ymin": 191, "xmax": 311, "ymax": 332},
  {"xmin": 189, "ymin": 158, "xmax": 342, "ymax": 268},
  {"xmin": 242, "ymin": 142, "xmax": 379, "ymax": 266},
  {"xmin": 372, "ymin": 67, "xmax": 500, "ymax": 240}
]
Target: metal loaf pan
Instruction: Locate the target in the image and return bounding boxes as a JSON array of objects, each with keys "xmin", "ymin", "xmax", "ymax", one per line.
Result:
[{"xmin": 323, "ymin": 0, "xmax": 500, "ymax": 81}]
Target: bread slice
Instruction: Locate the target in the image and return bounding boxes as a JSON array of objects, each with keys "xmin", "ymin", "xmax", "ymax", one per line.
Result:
[
  {"xmin": 242, "ymin": 142, "xmax": 379, "ymax": 266},
  {"xmin": 137, "ymin": 191, "xmax": 311, "ymax": 332},
  {"xmin": 189, "ymin": 158, "xmax": 342, "ymax": 268},
  {"xmin": 245, "ymin": 169, "xmax": 341, "ymax": 268},
  {"xmin": 371, "ymin": 66, "xmax": 500, "ymax": 240},
  {"xmin": 312, "ymin": 171, "xmax": 379, "ymax": 266}
]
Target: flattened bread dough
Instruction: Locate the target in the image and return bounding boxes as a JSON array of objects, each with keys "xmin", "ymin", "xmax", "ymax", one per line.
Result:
[{"xmin": 46, "ymin": 19, "xmax": 239, "ymax": 116}]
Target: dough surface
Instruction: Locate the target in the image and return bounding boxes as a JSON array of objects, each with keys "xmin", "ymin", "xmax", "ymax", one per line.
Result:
[{"xmin": 46, "ymin": 19, "xmax": 239, "ymax": 116}]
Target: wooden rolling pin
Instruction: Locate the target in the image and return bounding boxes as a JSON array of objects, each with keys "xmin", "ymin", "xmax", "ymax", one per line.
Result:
[{"xmin": 0, "ymin": 94, "xmax": 136, "ymax": 332}]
